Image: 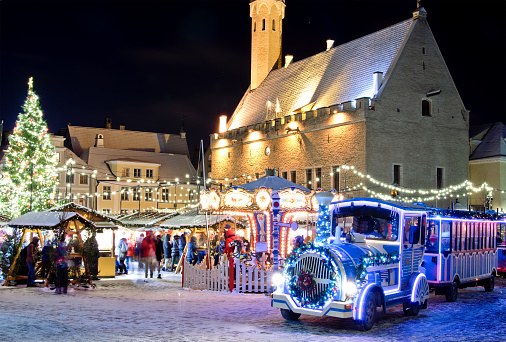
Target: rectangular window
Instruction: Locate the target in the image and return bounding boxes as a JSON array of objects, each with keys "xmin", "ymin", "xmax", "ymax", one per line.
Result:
[
  {"xmin": 333, "ymin": 166, "xmax": 340, "ymax": 191},
  {"xmin": 282, "ymin": 171, "xmax": 288, "ymax": 180},
  {"xmin": 66, "ymin": 173, "xmax": 74, "ymax": 184},
  {"xmin": 120, "ymin": 209, "xmax": 129, "ymax": 215},
  {"xmin": 306, "ymin": 169, "xmax": 313, "ymax": 189},
  {"xmin": 161, "ymin": 188, "xmax": 170, "ymax": 202},
  {"xmin": 133, "ymin": 188, "xmax": 141, "ymax": 201},
  {"xmin": 102, "ymin": 186, "xmax": 111, "ymax": 200},
  {"xmin": 102, "ymin": 209, "xmax": 111, "ymax": 215},
  {"xmin": 79, "ymin": 174, "xmax": 88, "ymax": 185},
  {"xmin": 290, "ymin": 171, "xmax": 296, "ymax": 183},
  {"xmin": 393, "ymin": 164, "xmax": 401, "ymax": 185},
  {"xmin": 145, "ymin": 188, "xmax": 153, "ymax": 201},
  {"xmin": 315, "ymin": 168, "xmax": 322, "ymax": 189},
  {"xmin": 436, "ymin": 168, "xmax": 444, "ymax": 189},
  {"xmin": 121, "ymin": 168, "xmax": 130, "ymax": 178},
  {"xmin": 146, "ymin": 169, "xmax": 154, "ymax": 178},
  {"xmin": 134, "ymin": 168, "xmax": 142, "ymax": 178},
  {"xmin": 121, "ymin": 187, "xmax": 129, "ymax": 201}
]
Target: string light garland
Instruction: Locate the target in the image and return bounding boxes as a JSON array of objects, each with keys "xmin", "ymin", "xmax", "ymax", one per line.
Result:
[{"xmin": 355, "ymin": 252, "xmax": 399, "ymax": 289}]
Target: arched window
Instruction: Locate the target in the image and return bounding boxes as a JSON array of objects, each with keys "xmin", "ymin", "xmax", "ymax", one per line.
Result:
[
  {"xmin": 262, "ymin": 18, "xmax": 265, "ymax": 30},
  {"xmin": 422, "ymin": 100, "xmax": 431, "ymax": 116},
  {"xmin": 272, "ymin": 19, "xmax": 275, "ymax": 31},
  {"xmin": 253, "ymin": 21, "xmax": 256, "ymax": 32}
]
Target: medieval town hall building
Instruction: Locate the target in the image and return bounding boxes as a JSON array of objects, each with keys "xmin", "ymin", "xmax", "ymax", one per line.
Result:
[{"xmin": 210, "ymin": 0, "xmax": 469, "ymax": 207}]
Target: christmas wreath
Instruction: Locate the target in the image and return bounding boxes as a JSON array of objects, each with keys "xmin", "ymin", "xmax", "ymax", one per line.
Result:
[{"xmin": 296, "ymin": 269, "xmax": 316, "ymax": 292}]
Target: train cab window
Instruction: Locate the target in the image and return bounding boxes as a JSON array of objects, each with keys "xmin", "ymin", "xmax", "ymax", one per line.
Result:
[{"xmin": 349, "ymin": 214, "xmax": 399, "ymax": 241}]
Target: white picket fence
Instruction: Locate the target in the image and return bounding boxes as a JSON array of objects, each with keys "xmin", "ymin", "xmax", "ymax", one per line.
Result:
[{"xmin": 182, "ymin": 258, "xmax": 272, "ymax": 293}]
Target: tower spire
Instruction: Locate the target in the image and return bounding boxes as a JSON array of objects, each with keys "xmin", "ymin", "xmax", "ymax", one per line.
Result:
[{"xmin": 249, "ymin": 0, "xmax": 285, "ymax": 90}]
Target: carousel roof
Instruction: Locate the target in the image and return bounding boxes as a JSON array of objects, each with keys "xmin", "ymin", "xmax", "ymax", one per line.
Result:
[
  {"xmin": 7, "ymin": 211, "xmax": 96, "ymax": 230},
  {"xmin": 160, "ymin": 209, "xmax": 244, "ymax": 229},
  {"xmin": 237, "ymin": 176, "xmax": 310, "ymax": 192}
]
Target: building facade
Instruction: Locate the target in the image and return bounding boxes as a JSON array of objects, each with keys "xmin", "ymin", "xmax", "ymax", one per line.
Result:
[{"xmin": 210, "ymin": 1, "xmax": 469, "ymax": 208}]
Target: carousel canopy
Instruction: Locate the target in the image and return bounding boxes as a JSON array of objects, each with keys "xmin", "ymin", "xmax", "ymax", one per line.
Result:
[
  {"xmin": 238, "ymin": 175, "xmax": 310, "ymax": 192},
  {"xmin": 160, "ymin": 209, "xmax": 244, "ymax": 229},
  {"xmin": 7, "ymin": 211, "xmax": 96, "ymax": 230}
]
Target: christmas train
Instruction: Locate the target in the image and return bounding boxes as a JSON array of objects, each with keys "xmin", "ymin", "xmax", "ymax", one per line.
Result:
[{"xmin": 271, "ymin": 196, "xmax": 502, "ymax": 330}]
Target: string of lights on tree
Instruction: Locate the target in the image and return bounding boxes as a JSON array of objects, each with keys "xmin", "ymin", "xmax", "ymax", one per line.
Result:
[{"xmin": 0, "ymin": 78, "xmax": 59, "ymax": 218}]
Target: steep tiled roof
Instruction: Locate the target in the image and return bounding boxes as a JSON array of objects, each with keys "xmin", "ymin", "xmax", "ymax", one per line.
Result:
[
  {"xmin": 67, "ymin": 125, "xmax": 189, "ymax": 157},
  {"xmin": 82, "ymin": 147, "xmax": 197, "ymax": 181},
  {"xmin": 470, "ymin": 122, "xmax": 506, "ymax": 160},
  {"xmin": 228, "ymin": 19, "xmax": 413, "ymax": 130}
]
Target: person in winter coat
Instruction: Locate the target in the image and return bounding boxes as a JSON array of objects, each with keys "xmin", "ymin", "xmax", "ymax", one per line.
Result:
[
  {"xmin": 55, "ymin": 236, "xmax": 69, "ymax": 294},
  {"xmin": 154, "ymin": 235, "xmax": 163, "ymax": 278},
  {"xmin": 117, "ymin": 237, "xmax": 128, "ymax": 275},
  {"xmin": 178, "ymin": 232, "xmax": 187, "ymax": 259},
  {"xmin": 26, "ymin": 237, "xmax": 40, "ymax": 287},
  {"xmin": 186, "ymin": 236, "xmax": 198, "ymax": 265},
  {"xmin": 141, "ymin": 231, "xmax": 156, "ymax": 278},
  {"xmin": 163, "ymin": 233, "xmax": 171, "ymax": 271},
  {"xmin": 40, "ymin": 240, "xmax": 53, "ymax": 278},
  {"xmin": 170, "ymin": 235, "xmax": 180, "ymax": 271},
  {"xmin": 214, "ymin": 238, "xmax": 225, "ymax": 266},
  {"xmin": 126, "ymin": 237, "xmax": 135, "ymax": 271},
  {"xmin": 135, "ymin": 233, "xmax": 144, "ymax": 268}
]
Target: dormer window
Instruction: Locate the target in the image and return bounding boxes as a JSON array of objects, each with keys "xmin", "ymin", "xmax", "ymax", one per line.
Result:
[
  {"xmin": 134, "ymin": 168, "xmax": 142, "ymax": 178},
  {"xmin": 146, "ymin": 169, "xmax": 154, "ymax": 178}
]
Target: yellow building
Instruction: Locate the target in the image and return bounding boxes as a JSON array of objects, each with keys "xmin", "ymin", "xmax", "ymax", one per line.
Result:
[{"xmin": 469, "ymin": 122, "xmax": 506, "ymax": 213}]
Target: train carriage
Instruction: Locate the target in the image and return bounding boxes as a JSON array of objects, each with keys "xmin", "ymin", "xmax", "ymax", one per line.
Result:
[
  {"xmin": 497, "ymin": 221, "xmax": 506, "ymax": 274},
  {"xmin": 423, "ymin": 213, "xmax": 500, "ymax": 301}
]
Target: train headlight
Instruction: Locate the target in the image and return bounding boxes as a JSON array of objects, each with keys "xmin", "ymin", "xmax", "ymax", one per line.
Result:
[
  {"xmin": 344, "ymin": 281, "xmax": 358, "ymax": 297},
  {"xmin": 272, "ymin": 272, "xmax": 284, "ymax": 288}
]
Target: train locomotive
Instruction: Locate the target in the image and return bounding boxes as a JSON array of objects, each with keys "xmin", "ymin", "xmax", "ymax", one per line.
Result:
[{"xmin": 272, "ymin": 196, "xmax": 430, "ymax": 330}]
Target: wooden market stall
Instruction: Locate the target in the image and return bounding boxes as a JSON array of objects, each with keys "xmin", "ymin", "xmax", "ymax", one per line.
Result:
[
  {"xmin": 3, "ymin": 211, "xmax": 96, "ymax": 287},
  {"xmin": 47, "ymin": 202, "xmax": 122, "ymax": 277}
]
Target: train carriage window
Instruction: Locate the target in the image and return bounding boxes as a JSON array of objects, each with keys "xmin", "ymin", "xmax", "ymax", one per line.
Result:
[
  {"xmin": 441, "ymin": 221, "xmax": 451, "ymax": 252},
  {"xmin": 487, "ymin": 223, "xmax": 491, "ymax": 249},
  {"xmin": 454, "ymin": 222, "xmax": 461, "ymax": 251},
  {"xmin": 472, "ymin": 223, "xmax": 477, "ymax": 250},
  {"xmin": 479, "ymin": 223, "xmax": 483, "ymax": 249},
  {"xmin": 404, "ymin": 215, "xmax": 421, "ymax": 247},
  {"xmin": 462, "ymin": 222, "xmax": 467, "ymax": 251}
]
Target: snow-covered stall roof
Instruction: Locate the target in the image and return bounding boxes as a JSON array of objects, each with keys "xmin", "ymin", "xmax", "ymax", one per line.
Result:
[
  {"xmin": 119, "ymin": 211, "xmax": 177, "ymax": 228},
  {"xmin": 47, "ymin": 202, "xmax": 121, "ymax": 227},
  {"xmin": 0, "ymin": 214, "xmax": 11, "ymax": 227},
  {"xmin": 160, "ymin": 210, "xmax": 244, "ymax": 229},
  {"xmin": 7, "ymin": 211, "xmax": 96, "ymax": 230},
  {"xmin": 237, "ymin": 175, "xmax": 310, "ymax": 192}
]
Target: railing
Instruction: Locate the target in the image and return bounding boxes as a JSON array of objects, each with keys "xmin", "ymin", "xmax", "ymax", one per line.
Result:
[{"xmin": 182, "ymin": 257, "xmax": 272, "ymax": 293}]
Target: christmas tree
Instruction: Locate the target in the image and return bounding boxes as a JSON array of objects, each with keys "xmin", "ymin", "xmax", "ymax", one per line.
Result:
[{"xmin": 0, "ymin": 78, "xmax": 58, "ymax": 218}]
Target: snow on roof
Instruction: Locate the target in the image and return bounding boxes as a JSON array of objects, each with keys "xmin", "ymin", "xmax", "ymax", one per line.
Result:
[
  {"xmin": 119, "ymin": 211, "xmax": 178, "ymax": 228},
  {"xmin": 227, "ymin": 19, "xmax": 413, "ymax": 130},
  {"xmin": 470, "ymin": 122, "xmax": 506, "ymax": 160},
  {"xmin": 7, "ymin": 211, "xmax": 96, "ymax": 230},
  {"xmin": 160, "ymin": 210, "xmax": 244, "ymax": 229},
  {"xmin": 47, "ymin": 202, "xmax": 122, "ymax": 226}
]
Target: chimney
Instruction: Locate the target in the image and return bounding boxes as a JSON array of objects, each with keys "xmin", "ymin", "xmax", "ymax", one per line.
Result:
[
  {"xmin": 284, "ymin": 55, "xmax": 293, "ymax": 68},
  {"xmin": 119, "ymin": 125, "xmax": 125, "ymax": 130},
  {"xmin": 326, "ymin": 39, "xmax": 334, "ymax": 51},
  {"xmin": 105, "ymin": 118, "xmax": 112, "ymax": 129},
  {"xmin": 373, "ymin": 71, "xmax": 383, "ymax": 97},
  {"xmin": 219, "ymin": 115, "xmax": 227, "ymax": 133}
]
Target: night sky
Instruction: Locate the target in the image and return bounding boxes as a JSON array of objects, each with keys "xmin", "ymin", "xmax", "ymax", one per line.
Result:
[{"xmin": 1, "ymin": 0, "xmax": 505, "ymax": 158}]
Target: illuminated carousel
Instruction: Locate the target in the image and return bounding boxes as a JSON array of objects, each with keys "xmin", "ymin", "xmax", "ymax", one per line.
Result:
[{"xmin": 200, "ymin": 173, "xmax": 323, "ymax": 258}]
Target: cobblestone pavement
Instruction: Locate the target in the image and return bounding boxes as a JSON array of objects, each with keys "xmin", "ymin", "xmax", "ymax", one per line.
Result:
[{"xmin": 0, "ymin": 271, "xmax": 505, "ymax": 342}]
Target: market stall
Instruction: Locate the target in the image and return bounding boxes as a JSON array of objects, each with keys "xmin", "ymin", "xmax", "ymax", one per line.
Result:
[{"xmin": 3, "ymin": 211, "xmax": 96, "ymax": 286}]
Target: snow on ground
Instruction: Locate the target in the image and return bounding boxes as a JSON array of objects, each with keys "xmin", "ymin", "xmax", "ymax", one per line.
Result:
[{"xmin": 0, "ymin": 266, "xmax": 505, "ymax": 342}]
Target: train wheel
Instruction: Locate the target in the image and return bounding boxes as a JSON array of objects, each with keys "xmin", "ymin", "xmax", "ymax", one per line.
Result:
[
  {"xmin": 355, "ymin": 293, "xmax": 376, "ymax": 331},
  {"xmin": 280, "ymin": 308, "xmax": 301, "ymax": 321},
  {"xmin": 403, "ymin": 301, "xmax": 421, "ymax": 316},
  {"xmin": 484, "ymin": 276, "xmax": 495, "ymax": 292},
  {"xmin": 445, "ymin": 281, "xmax": 458, "ymax": 302}
]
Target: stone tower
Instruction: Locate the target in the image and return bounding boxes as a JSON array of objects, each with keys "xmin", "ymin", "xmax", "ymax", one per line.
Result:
[{"xmin": 249, "ymin": 0, "xmax": 285, "ymax": 90}]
